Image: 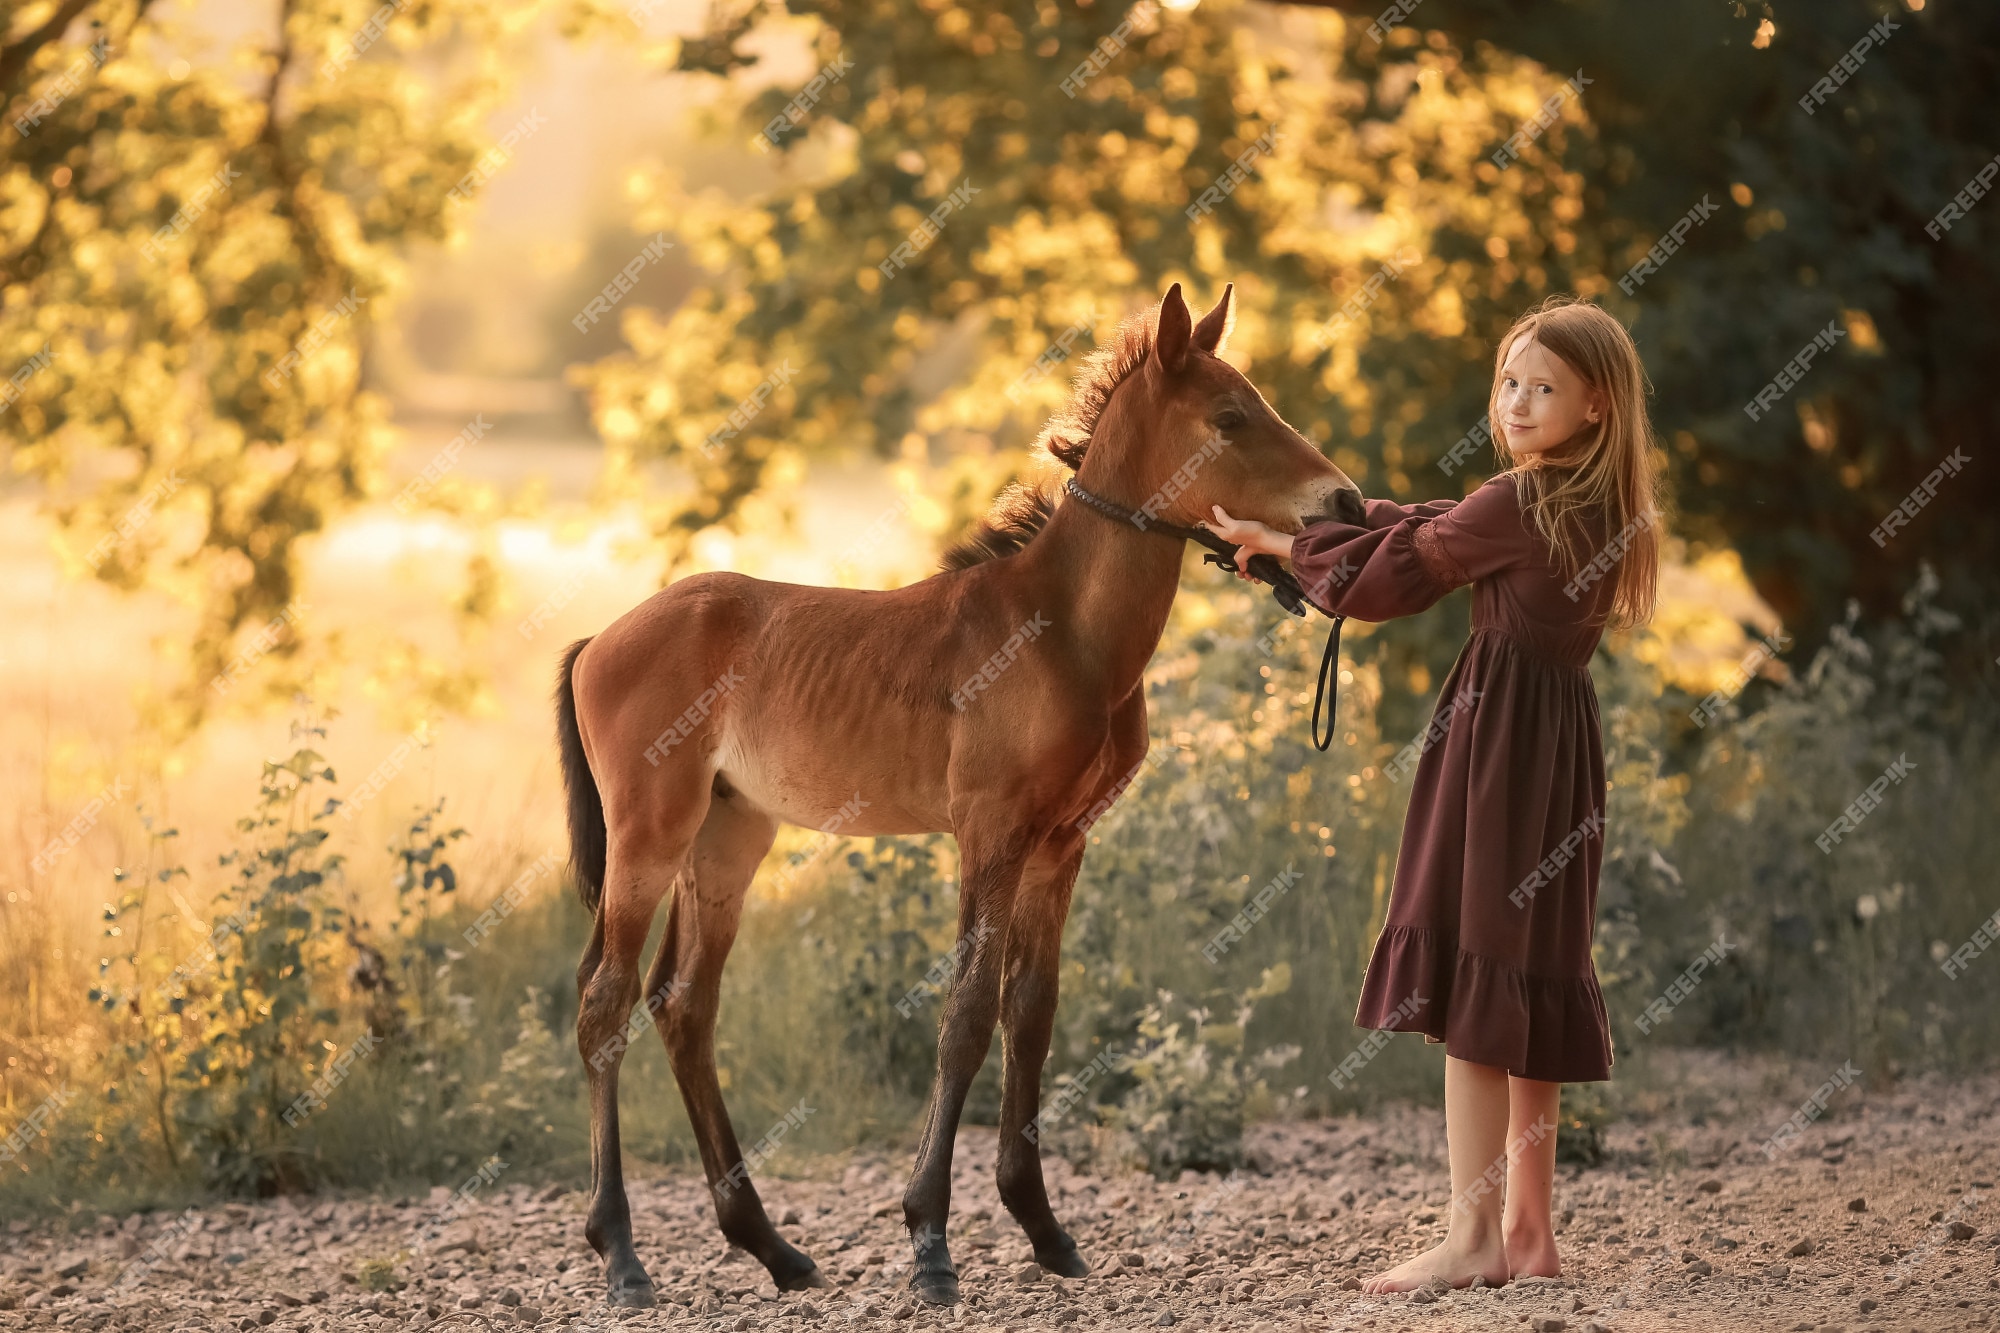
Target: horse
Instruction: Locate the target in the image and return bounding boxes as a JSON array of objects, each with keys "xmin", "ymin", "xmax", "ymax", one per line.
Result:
[{"xmin": 554, "ymin": 281, "xmax": 1364, "ymax": 1308}]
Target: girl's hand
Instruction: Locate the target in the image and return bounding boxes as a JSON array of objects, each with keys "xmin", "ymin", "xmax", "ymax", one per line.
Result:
[{"xmin": 1206, "ymin": 505, "xmax": 1292, "ymax": 560}]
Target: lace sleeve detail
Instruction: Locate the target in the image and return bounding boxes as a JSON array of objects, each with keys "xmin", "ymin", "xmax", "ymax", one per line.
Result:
[{"xmin": 1411, "ymin": 521, "xmax": 1470, "ymax": 590}]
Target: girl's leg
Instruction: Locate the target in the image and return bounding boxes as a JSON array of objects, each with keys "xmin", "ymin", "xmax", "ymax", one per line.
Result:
[
  {"xmin": 1502, "ymin": 1074, "xmax": 1563, "ymax": 1278},
  {"xmin": 1360, "ymin": 1055, "xmax": 1512, "ymax": 1293}
]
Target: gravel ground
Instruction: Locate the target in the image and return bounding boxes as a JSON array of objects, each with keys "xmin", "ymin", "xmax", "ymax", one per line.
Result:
[{"xmin": 4, "ymin": 1056, "xmax": 1996, "ymax": 1333}]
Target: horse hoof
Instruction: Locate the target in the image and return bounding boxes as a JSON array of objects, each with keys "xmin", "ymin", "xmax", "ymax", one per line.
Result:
[
  {"xmin": 1035, "ymin": 1237, "xmax": 1090, "ymax": 1279},
  {"xmin": 778, "ymin": 1264, "xmax": 832, "ymax": 1291},
  {"xmin": 908, "ymin": 1266, "xmax": 961, "ymax": 1306},
  {"xmin": 607, "ymin": 1265, "xmax": 657, "ymax": 1308}
]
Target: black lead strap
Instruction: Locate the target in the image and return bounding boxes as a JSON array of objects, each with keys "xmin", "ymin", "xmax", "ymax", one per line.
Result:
[{"xmin": 1062, "ymin": 477, "xmax": 1348, "ymax": 753}]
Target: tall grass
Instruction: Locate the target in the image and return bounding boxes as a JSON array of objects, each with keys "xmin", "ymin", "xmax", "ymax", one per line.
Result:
[{"xmin": 1, "ymin": 570, "xmax": 1992, "ymax": 1219}]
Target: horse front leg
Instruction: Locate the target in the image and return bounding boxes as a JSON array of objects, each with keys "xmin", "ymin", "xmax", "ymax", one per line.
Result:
[
  {"xmin": 996, "ymin": 838, "xmax": 1090, "ymax": 1277},
  {"xmin": 901, "ymin": 832, "xmax": 1027, "ymax": 1305}
]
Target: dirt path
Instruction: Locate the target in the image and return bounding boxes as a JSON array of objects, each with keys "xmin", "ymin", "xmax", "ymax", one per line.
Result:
[{"xmin": 5, "ymin": 1058, "xmax": 1996, "ymax": 1333}]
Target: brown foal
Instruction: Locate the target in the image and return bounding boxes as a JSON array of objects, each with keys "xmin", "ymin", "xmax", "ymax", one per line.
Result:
[{"xmin": 554, "ymin": 282, "xmax": 1362, "ymax": 1308}]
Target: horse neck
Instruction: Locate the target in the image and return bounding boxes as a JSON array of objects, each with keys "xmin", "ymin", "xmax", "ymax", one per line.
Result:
[{"xmin": 1017, "ymin": 450, "xmax": 1187, "ymax": 697}]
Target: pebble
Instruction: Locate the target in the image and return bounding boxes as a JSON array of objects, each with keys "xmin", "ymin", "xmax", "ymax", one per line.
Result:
[
  {"xmin": 1846, "ymin": 1197, "xmax": 1867, "ymax": 1212},
  {"xmin": 1786, "ymin": 1238, "xmax": 1815, "ymax": 1257}
]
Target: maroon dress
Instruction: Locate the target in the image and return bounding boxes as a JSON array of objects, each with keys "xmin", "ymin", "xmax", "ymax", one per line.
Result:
[{"xmin": 1290, "ymin": 473, "xmax": 1615, "ymax": 1083}]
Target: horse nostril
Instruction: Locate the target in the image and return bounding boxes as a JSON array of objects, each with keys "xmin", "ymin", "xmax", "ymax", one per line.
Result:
[{"xmin": 1333, "ymin": 487, "xmax": 1366, "ymax": 526}]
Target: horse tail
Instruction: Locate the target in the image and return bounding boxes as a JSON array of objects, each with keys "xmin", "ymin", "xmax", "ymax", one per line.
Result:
[{"xmin": 556, "ymin": 638, "xmax": 607, "ymax": 916}]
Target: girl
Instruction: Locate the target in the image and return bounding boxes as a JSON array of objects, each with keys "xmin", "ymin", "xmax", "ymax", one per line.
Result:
[{"xmin": 1209, "ymin": 296, "xmax": 1661, "ymax": 1292}]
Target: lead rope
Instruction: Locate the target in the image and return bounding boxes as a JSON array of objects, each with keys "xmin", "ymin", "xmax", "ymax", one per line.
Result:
[{"xmin": 1310, "ymin": 613, "xmax": 1344, "ymax": 753}]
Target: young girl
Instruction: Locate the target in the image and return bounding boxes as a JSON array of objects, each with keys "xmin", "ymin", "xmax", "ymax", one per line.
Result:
[{"xmin": 1209, "ymin": 296, "xmax": 1661, "ymax": 1292}]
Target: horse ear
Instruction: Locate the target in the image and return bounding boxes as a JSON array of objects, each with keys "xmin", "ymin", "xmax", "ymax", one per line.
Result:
[
  {"xmin": 1156, "ymin": 282, "xmax": 1192, "ymax": 375},
  {"xmin": 1192, "ymin": 283, "xmax": 1234, "ymax": 356}
]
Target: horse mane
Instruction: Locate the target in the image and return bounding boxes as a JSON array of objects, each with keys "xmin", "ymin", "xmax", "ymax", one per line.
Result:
[{"xmin": 937, "ymin": 304, "xmax": 1156, "ymax": 572}]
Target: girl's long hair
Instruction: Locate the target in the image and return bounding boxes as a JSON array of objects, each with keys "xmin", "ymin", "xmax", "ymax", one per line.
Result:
[{"xmin": 1487, "ymin": 296, "xmax": 1664, "ymax": 629}]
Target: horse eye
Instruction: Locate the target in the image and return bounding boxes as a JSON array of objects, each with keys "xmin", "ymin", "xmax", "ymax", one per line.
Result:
[{"xmin": 1213, "ymin": 408, "xmax": 1246, "ymax": 430}]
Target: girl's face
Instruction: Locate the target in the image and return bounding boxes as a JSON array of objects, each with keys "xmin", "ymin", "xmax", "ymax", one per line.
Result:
[{"xmin": 1495, "ymin": 335, "xmax": 1604, "ymax": 460}]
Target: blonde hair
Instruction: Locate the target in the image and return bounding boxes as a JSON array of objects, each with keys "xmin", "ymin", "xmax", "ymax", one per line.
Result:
[{"xmin": 1487, "ymin": 296, "xmax": 1663, "ymax": 629}]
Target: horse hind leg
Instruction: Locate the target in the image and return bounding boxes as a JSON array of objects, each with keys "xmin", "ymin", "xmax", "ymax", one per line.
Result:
[
  {"xmin": 649, "ymin": 786, "xmax": 829, "ymax": 1292},
  {"xmin": 577, "ymin": 779, "xmax": 710, "ymax": 1308}
]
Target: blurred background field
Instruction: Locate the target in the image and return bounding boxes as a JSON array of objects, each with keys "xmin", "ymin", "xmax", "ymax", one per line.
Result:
[{"xmin": 2, "ymin": 0, "xmax": 1996, "ymax": 1221}]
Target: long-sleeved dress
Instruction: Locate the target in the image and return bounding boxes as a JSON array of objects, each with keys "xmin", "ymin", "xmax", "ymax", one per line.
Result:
[{"xmin": 1290, "ymin": 473, "xmax": 1616, "ymax": 1083}]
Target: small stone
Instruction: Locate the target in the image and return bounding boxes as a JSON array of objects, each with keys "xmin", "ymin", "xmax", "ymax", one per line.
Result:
[
  {"xmin": 307, "ymin": 1290, "xmax": 329, "ymax": 1304},
  {"xmin": 1536, "ymin": 1319, "xmax": 1567, "ymax": 1332},
  {"xmin": 1584, "ymin": 1323, "xmax": 1610, "ymax": 1333},
  {"xmin": 272, "ymin": 1292, "xmax": 302, "ymax": 1308},
  {"xmin": 55, "ymin": 1257, "xmax": 89, "ymax": 1280},
  {"xmin": 1153, "ymin": 1314, "xmax": 1177, "ymax": 1328},
  {"xmin": 1785, "ymin": 1238, "xmax": 1814, "ymax": 1258},
  {"xmin": 1949, "ymin": 1221, "xmax": 1977, "ymax": 1241},
  {"xmin": 1339, "ymin": 1276, "xmax": 1362, "ymax": 1291},
  {"xmin": 1846, "ymin": 1197, "xmax": 1867, "ymax": 1213},
  {"xmin": 537, "ymin": 1183, "xmax": 565, "ymax": 1202},
  {"xmin": 497, "ymin": 1287, "xmax": 523, "ymax": 1307},
  {"xmin": 518, "ymin": 1307, "xmax": 543, "ymax": 1325},
  {"xmin": 1014, "ymin": 1264, "xmax": 1041, "ymax": 1286},
  {"xmin": 1121, "ymin": 1252, "xmax": 1145, "ymax": 1268},
  {"xmin": 460, "ymin": 1294, "xmax": 484, "ymax": 1309},
  {"xmin": 779, "ymin": 1206, "xmax": 802, "ymax": 1226},
  {"xmin": 1767, "ymin": 1264, "xmax": 1789, "ymax": 1281},
  {"xmin": 1858, "ymin": 1299, "xmax": 1878, "ymax": 1313},
  {"xmin": 1688, "ymin": 1260, "xmax": 1712, "ymax": 1277},
  {"xmin": 1696, "ymin": 1180, "xmax": 1721, "ymax": 1194}
]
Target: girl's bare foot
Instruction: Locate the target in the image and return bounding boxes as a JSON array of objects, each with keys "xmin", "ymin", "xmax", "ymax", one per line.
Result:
[
  {"xmin": 1359, "ymin": 1233, "xmax": 1510, "ymax": 1294},
  {"xmin": 1504, "ymin": 1223, "xmax": 1561, "ymax": 1279}
]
